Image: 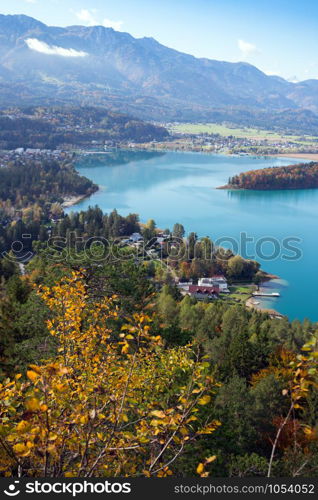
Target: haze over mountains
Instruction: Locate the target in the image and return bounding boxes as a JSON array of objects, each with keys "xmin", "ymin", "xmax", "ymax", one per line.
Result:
[{"xmin": 1, "ymin": 14, "xmax": 318, "ymax": 131}]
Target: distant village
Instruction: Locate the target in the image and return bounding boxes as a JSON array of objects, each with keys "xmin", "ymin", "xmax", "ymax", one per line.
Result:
[
  {"xmin": 136, "ymin": 124, "xmax": 318, "ymax": 156},
  {"xmin": 2, "ymin": 107, "xmax": 318, "ymax": 157},
  {"xmin": 0, "ymin": 148, "xmax": 71, "ymax": 167}
]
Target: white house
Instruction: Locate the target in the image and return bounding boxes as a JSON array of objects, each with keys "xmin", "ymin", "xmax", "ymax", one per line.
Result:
[
  {"xmin": 177, "ymin": 281, "xmax": 192, "ymax": 292},
  {"xmin": 198, "ymin": 276, "xmax": 229, "ymax": 292},
  {"xmin": 129, "ymin": 232, "xmax": 143, "ymax": 243}
]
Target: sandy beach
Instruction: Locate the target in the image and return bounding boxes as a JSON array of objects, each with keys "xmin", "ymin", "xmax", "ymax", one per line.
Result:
[
  {"xmin": 245, "ymin": 277, "xmax": 285, "ymax": 318},
  {"xmin": 62, "ymin": 194, "xmax": 90, "ymax": 208},
  {"xmin": 245, "ymin": 296, "xmax": 284, "ymax": 318}
]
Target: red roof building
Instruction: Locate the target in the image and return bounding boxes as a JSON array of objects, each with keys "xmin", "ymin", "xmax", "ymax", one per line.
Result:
[{"xmin": 188, "ymin": 285, "xmax": 220, "ymax": 295}]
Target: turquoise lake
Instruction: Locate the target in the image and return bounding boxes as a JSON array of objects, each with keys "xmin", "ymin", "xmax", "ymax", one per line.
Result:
[{"xmin": 67, "ymin": 151, "xmax": 318, "ymax": 322}]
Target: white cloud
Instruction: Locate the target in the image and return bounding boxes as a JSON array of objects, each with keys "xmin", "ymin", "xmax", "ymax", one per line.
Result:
[
  {"xmin": 76, "ymin": 8, "xmax": 97, "ymax": 26},
  {"xmin": 102, "ymin": 18, "xmax": 123, "ymax": 31},
  {"xmin": 26, "ymin": 38, "xmax": 88, "ymax": 57},
  {"xmin": 238, "ymin": 39, "xmax": 259, "ymax": 59},
  {"xmin": 25, "ymin": 0, "xmax": 37, "ymax": 3},
  {"xmin": 75, "ymin": 9, "xmax": 123, "ymax": 31}
]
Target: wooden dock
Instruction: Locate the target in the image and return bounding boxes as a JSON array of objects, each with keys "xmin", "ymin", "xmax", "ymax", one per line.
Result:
[{"xmin": 252, "ymin": 292, "xmax": 280, "ymax": 297}]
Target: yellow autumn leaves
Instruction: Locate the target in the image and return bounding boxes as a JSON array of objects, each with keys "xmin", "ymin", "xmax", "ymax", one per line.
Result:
[
  {"xmin": 196, "ymin": 455, "xmax": 217, "ymax": 477},
  {"xmin": 0, "ymin": 272, "xmax": 220, "ymax": 477},
  {"xmin": 26, "ymin": 370, "xmax": 39, "ymax": 383}
]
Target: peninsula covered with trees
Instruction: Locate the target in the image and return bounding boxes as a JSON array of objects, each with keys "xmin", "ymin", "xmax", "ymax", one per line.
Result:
[
  {"xmin": 223, "ymin": 162, "xmax": 318, "ymax": 190},
  {"xmin": 0, "ymin": 156, "xmax": 97, "ymax": 207}
]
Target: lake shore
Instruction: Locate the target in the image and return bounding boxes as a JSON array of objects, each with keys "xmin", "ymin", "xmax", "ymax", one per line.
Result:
[
  {"xmin": 261, "ymin": 272, "xmax": 280, "ymax": 281},
  {"xmin": 61, "ymin": 182, "xmax": 99, "ymax": 208},
  {"xmin": 62, "ymin": 193, "xmax": 94, "ymax": 208},
  {"xmin": 245, "ymin": 277, "xmax": 284, "ymax": 318},
  {"xmin": 273, "ymin": 153, "xmax": 318, "ymax": 161},
  {"xmin": 245, "ymin": 296, "xmax": 284, "ymax": 318}
]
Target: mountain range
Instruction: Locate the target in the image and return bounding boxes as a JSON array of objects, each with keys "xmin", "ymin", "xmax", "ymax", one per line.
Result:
[{"xmin": 1, "ymin": 14, "xmax": 318, "ymax": 132}]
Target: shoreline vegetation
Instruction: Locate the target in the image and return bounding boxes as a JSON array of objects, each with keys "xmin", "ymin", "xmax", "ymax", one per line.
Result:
[
  {"xmin": 244, "ymin": 273, "xmax": 283, "ymax": 318},
  {"xmin": 219, "ymin": 161, "xmax": 318, "ymax": 191},
  {"xmin": 227, "ymin": 270, "xmax": 282, "ymax": 318},
  {"xmin": 245, "ymin": 273, "xmax": 284, "ymax": 318},
  {"xmin": 62, "ymin": 191, "xmax": 98, "ymax": 208},
  {"xmin": 245, "ymin": 295, "xmax": 284, "ymax": 318}
]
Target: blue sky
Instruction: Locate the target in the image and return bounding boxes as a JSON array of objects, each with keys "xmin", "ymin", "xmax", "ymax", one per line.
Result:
[{"xmin": 1, "ymin": 0, "xmax": 318, "ymax": 81}]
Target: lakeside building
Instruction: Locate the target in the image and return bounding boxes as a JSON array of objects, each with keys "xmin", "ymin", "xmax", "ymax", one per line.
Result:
[
  {"xmin": 187, "ymin": 285, "xmax": 220, "ymax": 300},
  {"xmin": 198, "ymin": 276, "xmax": 229, "ymax": 292}
]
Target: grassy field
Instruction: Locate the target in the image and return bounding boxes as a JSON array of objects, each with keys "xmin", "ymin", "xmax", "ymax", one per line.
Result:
[
  {"xmin": 169, "ymin": 123, "xmax": 317, "ymax": 144},
  {"xmin": 220, "ymin": 285, "xmax": 254, "ymax": 305}
]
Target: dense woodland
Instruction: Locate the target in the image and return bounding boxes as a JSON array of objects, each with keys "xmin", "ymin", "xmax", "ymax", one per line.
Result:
[
  {"xmin": 0, "ymin": 157, "xmax": 97, "ymax": 206},
  {"xmin": 0, "ymin": 106, "xmax": 169, "ymax": 150},
  {"xmin": 0, "ymin": 202, "xmax": 261, "ymax": 286},
  {"xmin": 0, "ymin": 205, "xmax": 317, "ymax": 477},
  {"xmin": 0, "ymin": 156, "xmax": 98, "ymax": 263},
  {"xmin": 0, "ymin": 251, "xmax": 317, "ymax": 477},
  {"xmin": 227, "ymin": 162, "xmax": 318, "ymax": 190},
  {"xmin": 0, "ymin": 157, "xmax": 97, "ymax": 258}
]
